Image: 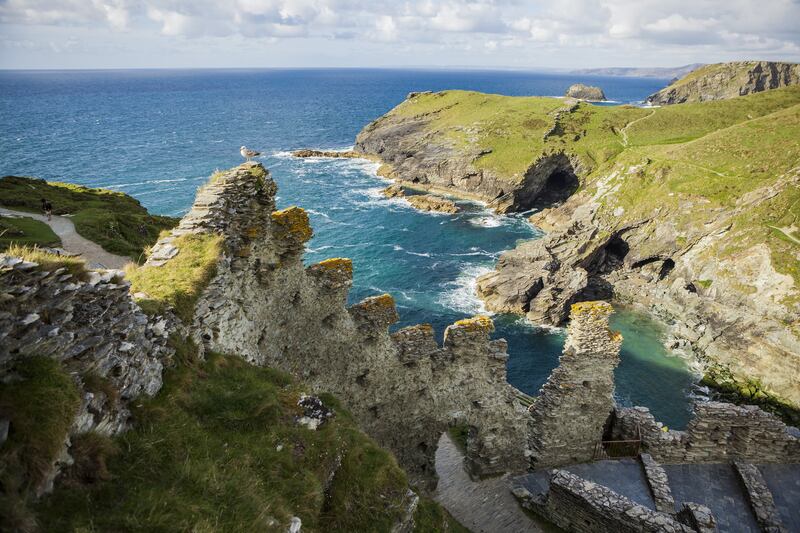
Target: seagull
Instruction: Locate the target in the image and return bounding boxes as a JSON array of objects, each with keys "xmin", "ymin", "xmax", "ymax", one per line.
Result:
[{"xmin": 240, "ymin": 146, "xmax": 261, "ymax": 161}]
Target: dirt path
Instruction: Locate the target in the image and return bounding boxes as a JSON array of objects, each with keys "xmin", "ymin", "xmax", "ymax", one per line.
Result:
[
  {"xmin": 620, "ymin": 109, "xmax": 656, "ymax": 147},
  {"xmin": 434, "ymin": 434, "xmax": 543, "ymax": 533},
  {"xmin": 0, "ymin": 208, "xmax": 131, "ymax": 270}
]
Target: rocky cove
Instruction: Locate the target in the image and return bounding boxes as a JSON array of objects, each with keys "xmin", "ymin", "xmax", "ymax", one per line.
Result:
[
  {"xmin": 2, "ymin": 67, "xmax": 799, "ymax": 532},
  {"xmin": 3, "ymin": 161, "xmax": 797, "ymax": 532},
  {"xmin": 353, "ymin": 84, "xmax": 800, "ymax": 421}
]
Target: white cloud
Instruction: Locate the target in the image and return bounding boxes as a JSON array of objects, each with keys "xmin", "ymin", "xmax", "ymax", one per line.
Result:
[{"xmin": 0, "ymin": 0, "xmax": 799, "ymax": 67}]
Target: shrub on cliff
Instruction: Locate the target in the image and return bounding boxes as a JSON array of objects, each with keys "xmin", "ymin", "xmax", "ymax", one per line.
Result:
[{"xmin": 0, "ymin": 176, "xmax": 178, "ymax": 261}]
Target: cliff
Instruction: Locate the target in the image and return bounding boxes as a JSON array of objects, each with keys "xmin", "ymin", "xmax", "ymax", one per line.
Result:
[
  {"xmin": 355, "ymin": 86, "xmax": 800, "ymax": 412},
  {"xmin": 647, "ymin": 61, "xmax": 800, "ymax": 105},
  {"xmin": 0, "ymin": 167, "xmax": 473, "ymax": 532}
]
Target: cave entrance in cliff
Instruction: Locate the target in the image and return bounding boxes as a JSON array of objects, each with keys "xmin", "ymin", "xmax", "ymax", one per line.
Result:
[{"xmin": 520, "ymin": 153, "xmax": 580, "ymax": 212}]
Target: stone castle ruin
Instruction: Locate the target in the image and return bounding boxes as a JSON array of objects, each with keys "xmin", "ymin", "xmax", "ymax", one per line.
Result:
[{"xmin": 2, "ymin": 162, "xmax": 798, "ymax": 531}]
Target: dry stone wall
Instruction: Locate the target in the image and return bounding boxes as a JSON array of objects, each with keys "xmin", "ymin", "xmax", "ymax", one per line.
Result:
[
  {"xmin": 612, "ymin": 402, "xmax": 799, "ymax": 464},
  {"xmin": 515, "ymin": 469, "xmax": 700, "ymax": 533},
  {"xmin": 154, "ymin": 162, "xmax": 531, "ymax": 485},
  {"xmin": 0, "ymin": 256, "xmax": 171, "ymax": 493},
  {"xmin": 528, "ymin": 301, "xmax": 623, "ymax": 468}
]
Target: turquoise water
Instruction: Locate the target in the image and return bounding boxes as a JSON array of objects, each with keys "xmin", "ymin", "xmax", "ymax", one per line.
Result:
[{"xmin": 0, "ymin": 69, "xmax": 696, "ymax": 428}]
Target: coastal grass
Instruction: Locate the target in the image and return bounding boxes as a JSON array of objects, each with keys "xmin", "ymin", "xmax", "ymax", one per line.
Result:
[
  {"xmin": 0, "ymin": 175, "xmax": 178, "ymax": 261},
  {"xmin": 391, "ymin": 90, "xmax": 564, "ymax": 179},
  {"xmin": 125, "ymin": 232, "xmax": 223, "ymax": 321},
  {"xmin": 0, "ymin": 357, "xmax": 81, "ymax": 532},
  {"xmin": 0, "ymin": 216, "xmax": 60, "ymax": 250},
  {"xmin": 3, "ymin": 244, "xmax": 89, "ymax": 281},
  {"xmin": 35, "ymin": 351, "xmax": 415, "ymax": 532},
  {"xmin": 413, "ymin": 497, "xmax": 470, "ymax": 533}
]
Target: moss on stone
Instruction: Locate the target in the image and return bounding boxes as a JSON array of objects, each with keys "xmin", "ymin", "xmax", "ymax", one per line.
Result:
[
  {"xmin": 701, "ymin": 364, "xmax": 800, "ymax": 426},
  {"xmin": 570, "ymin": 300, "xmax": 614, "ymax": 317},
  {"xmin": 316, "ymin": 257, "xmax": 353, "ymax": 275},
  {"xmin": 0, "ymin": 356, "xmax": 81, "ymax": 529},
  {"xmin": 452, "ymin": 315, "xmax": 494, "ymax": 333},
  {"xmin": 271, "ymin": 206, "xmax": 313, "ymax": 243}
]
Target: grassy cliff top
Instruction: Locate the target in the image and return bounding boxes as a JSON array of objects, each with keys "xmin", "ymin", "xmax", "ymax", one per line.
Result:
[
  {"xmin": 378, "ymin": 86, "xmax": 800, "ymax": 291},
  {"xmin": 0, "ymin": 176, "xmax": 178, "ymax": 261}
]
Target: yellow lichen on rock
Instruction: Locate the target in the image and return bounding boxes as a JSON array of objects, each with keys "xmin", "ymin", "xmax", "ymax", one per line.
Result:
[
  {"xmin": 317, "ymin": 257, "xmax": 353, "ymax": 274},
  {"xmin": 271, "ymin": 206, "xmax": 313, "ymax": 243},
  {"xmin": 363, "ymin": 293, "xmax": 396, "ymax": 311},
  {"xmin": 453, "ymin": 315, "xmax": 495, "ymax": 333},
  {"xmin": 570, "ymin": 301, "xmax": 613, "ymax": 317},
  {"xmin": 609, "ymin": 330, "xmax": 623, "ymax": 343}
]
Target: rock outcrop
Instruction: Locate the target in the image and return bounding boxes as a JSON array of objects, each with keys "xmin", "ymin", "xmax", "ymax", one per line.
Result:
[
  {"xmin": 647, "ymin": 61, "xmax": 800, "ymax": 105},
  {"xmin": 0, "ymin": 257, "xmax": 172, "ymax": 494},
  {"xmin": 528, "ymin": 302, "xmax": 623, "ymax": 468},
  {"xmin": 354, "ymin": 91, "xmax": 582, "ymax": 213},
  {"xmin": 292, "ymin": 149, "xmax": 361, "ymax": 158},
  {"xmin": 565, "ymin": 83, "xmax": 606, "ymax": 101},
  {"xmin": 382, "ymin": 184, "xmax": 459, "ymax": 213},
  {"xmin": 155, "ymin": 162, "xmax": 530, "ymax": 485}
]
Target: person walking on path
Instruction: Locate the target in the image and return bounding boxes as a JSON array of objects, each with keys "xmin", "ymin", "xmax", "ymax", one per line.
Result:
[{"xmin": 41, "ymin": 198, "xmax": 53, "ymax": 221}]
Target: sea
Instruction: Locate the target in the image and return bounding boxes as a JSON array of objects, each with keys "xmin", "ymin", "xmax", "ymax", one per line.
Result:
[{"xmin": 0, "ymin": 68, "xmax": 697, "ymax": 428}]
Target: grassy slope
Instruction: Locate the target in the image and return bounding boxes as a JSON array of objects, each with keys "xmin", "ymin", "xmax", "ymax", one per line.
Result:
[
  {"xmin": 17, "ymin": 345, "xmax": 461, "ymax": 532},
  {"xmin": 389, "ymin": 86, "xmax": 800, "ymax": 290},
  {"xmin": 0, "ymin": 176, "xmax": 178, "ymax": 261},
  {"xmin": 0, "ymin": 216, "xmax": 60, "ymax": 250},
  {"xmin": 125, "ymin": 232, "xmax": 224, "ymax": 321}
]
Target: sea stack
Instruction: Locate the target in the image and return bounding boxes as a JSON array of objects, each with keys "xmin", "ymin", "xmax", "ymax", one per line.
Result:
[{"xmin": 565, "ymin": 83, "xmax": 606, "ymax": 101}]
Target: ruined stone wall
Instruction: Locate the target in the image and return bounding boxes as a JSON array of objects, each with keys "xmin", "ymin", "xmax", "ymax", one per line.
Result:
[
  {"xmin": 0, "ymin": 256, "xmax": 171, "ymax": 493},
  {"xmin": 612, "ymin": 402, "xmax": 800, "ymax": 464},
  {"xmin": 528, "ymin": 301, "xmax": 623, "ymax": 468},
  {"xmin": 149, "ymin": 162, "xmax": 530, "ymax": 485},
  {"xmin": 515, "ymin": 470, "xmax": 700, "ymax": 533}
]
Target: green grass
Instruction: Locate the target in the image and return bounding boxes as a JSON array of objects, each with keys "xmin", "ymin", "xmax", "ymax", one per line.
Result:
[
  {"xmin": 3, "ymin": 244, "xmax": 89, "ymax": 281},
  {"xmin": 0, "ymin": 357, "xmax": 81, "ymax": 532},
  {"xmin": 0, "ymin": 176, "xmax": 178, "ymax": 261},
  {"xmin": 0, "ymin": 216, "xmax": 60, "ymax": 250},
  {"xmin": 385, "ymin": 85, "xmax": 800, "ymax": 302},
  {"xmin": 125, "ymin": 232, "xmax": 223, "ymax": 321},
  {"xmin": 35, "ymin": 351, "xmax": 415, "ymax": 532},
  {"xmin": 389, "ymin": 90, "xmax": 564, "ymax": 180},
  {"xmin": 413, "ymin": 497, "xmax": 470, "ymax": 533}
]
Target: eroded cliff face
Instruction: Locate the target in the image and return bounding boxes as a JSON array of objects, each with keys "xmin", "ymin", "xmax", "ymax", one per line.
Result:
[
  {"xmin": 141, "ymin": 162, "xmax": 531, "ymax": 485},
  {"xmin": 354, "ymin": 91, "xmax": 582, "ymax": 214},
  {"xmin": 477, "ymin": 166, "xmax": 800, "ymax": 410},
  {"xmin": 647, "ymin": 61, "xmax": 800, "ymax": 105}
]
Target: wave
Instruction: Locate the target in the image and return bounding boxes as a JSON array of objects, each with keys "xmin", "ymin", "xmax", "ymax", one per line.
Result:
[
  {"xmin": 437, "ymin": 264, "xmax": 493, "ymax": 315},
  {"xmin": 469, "ymin": 216, "xmax": 505, "ymax": 228},
  {"xmin": 107, "ymin": 176, "xmax": 197, "ymax": 189}
]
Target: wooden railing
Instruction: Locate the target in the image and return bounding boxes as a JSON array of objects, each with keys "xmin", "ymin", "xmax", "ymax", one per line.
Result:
[{"xmin": 592, "ymin": 424, "xmax": 641, "ymax": 460}]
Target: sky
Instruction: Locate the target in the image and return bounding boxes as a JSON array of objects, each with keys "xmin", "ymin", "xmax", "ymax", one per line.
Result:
[{"xmin": 0, "ymin": 0, "xmax": 799, "ymax": 70}]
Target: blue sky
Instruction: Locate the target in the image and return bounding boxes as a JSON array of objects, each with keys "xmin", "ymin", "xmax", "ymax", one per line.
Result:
[{"xmin": 1, "ymin": 0, "xmax": 799, "ymax": 69}]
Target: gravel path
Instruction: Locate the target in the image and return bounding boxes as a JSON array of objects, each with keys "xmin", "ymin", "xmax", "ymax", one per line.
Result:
[
  {"xmin": 0, "ymin": 207, "xmax": 131, "ymax": 270},
  {"xmin": 434, "ymin": 433, "xmax": 543, "ymax": 533}
]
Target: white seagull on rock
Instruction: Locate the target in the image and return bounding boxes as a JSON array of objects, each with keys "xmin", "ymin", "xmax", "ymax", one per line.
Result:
[{"xmin": 240, "ymin": 146, "xmax": 261, "ymax": 161}]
